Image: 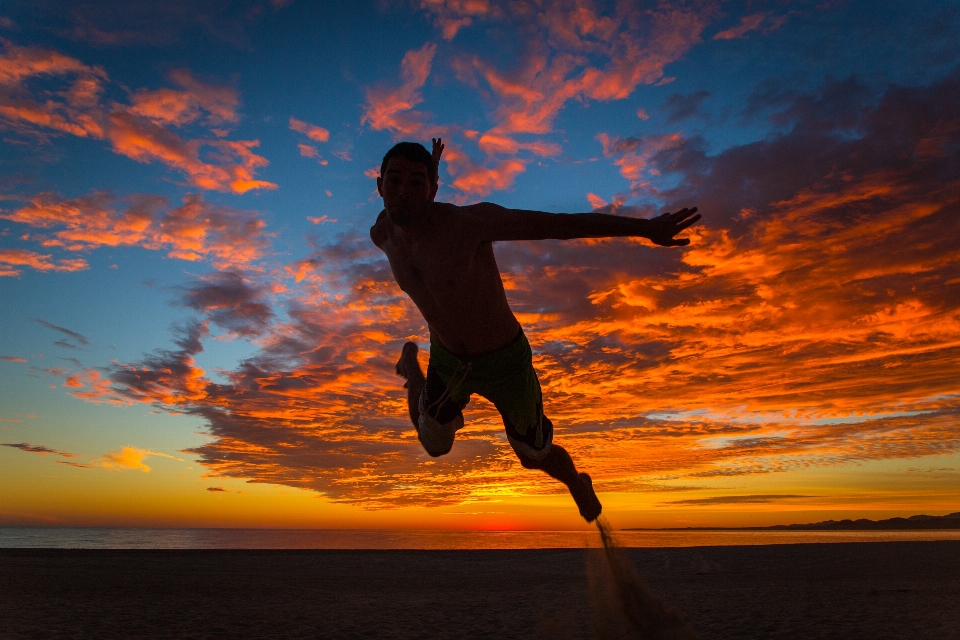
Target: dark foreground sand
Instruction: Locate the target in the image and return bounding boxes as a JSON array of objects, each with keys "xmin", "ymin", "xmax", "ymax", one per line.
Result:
[{"xmin": 2, "ymin": 541, "xmax": 958, "ymax": 639}]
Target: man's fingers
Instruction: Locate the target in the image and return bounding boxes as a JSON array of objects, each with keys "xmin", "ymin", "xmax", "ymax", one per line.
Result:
[
  {"xmin": 660, "ymin": 206, "xmax": 698, "ymax": 220},
  {"xmin": 676, "ymin": 214, "xmax": 701, "ymax": 230}
]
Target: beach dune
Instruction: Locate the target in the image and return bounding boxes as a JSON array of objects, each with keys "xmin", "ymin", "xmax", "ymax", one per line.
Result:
[{"xmin": 1, "ymin": 541, "xmax": 958, "ymax": 639}]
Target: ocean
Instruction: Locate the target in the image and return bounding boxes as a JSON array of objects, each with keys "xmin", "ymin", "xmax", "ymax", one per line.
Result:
[{"xmin": 2, "ymin": 527, "xmax": 959, "ymax": 549}]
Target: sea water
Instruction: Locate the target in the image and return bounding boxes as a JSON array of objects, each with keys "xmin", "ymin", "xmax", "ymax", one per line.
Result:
[{"xmin": 2, "ymin": 527, "xmax": 959, "ymax": 550}]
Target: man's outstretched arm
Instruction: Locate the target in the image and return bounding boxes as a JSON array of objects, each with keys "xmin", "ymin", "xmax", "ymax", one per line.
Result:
[{"xmin": 466, "ymin": 202, "xmax": 701, "ymax": 247}]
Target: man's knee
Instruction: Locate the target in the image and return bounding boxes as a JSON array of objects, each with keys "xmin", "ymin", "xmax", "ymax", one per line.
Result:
[
  {"xmin": 417, "ymin": 413, "xmax": 461, "ymax": 458},
  {"xmin": 516, "ymin": 451, "xmax": 540, "ymax": 469},
  {"xmin": 422, "ymin": 441, "xmax": 452, "ymax": 457},
  {"xmin": 509, "ymin": 433, "xmax": 551, "ymax": 469},
  {"xmin": 425, "ymin": 447, "xmax": 451, "ymax": 458}
]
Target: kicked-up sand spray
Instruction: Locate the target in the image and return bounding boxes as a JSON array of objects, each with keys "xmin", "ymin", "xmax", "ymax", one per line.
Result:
[{"xmin": 586, "ymin": 518, "xmax": 700, "ymax": 640}]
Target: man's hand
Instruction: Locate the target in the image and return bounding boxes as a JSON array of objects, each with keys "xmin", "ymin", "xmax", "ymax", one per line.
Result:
[
  {"xmin": 645, "ymin": 207, "xmax": 701, "ymax": 246},
  {"xmin": 432, "ymin": 137, "xmax": 444, "ymax": 172}
]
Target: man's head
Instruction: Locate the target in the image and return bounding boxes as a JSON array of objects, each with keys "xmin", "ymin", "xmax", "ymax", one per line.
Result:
[{"xmin": 377, "ymin": 142, "xmax": 438, "ymax": 227}]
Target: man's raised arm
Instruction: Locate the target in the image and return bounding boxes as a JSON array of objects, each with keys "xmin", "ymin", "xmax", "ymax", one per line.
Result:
[{"xmin": 467, "ymin": 202, "xmax": 701, "ymax": 247}]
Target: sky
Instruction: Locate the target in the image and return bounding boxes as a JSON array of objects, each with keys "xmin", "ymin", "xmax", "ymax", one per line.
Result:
[{"xmin": 1, "ymin": 0, "xmax": 959, "ymax": 531}]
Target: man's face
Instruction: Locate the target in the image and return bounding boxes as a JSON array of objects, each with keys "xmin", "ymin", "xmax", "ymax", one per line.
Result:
[{"xmin": 377, "ymin": 156, "xmax": 436, "ymax": 227}]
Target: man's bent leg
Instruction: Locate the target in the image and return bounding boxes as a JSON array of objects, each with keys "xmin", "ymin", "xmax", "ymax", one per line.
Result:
[
  {"xmin": 396, "ymin": 342, "xmax": 424, "ymax": 429},
  {"xmin": 399, "ymin": 342, "xmax": 469, "ymax": 457},
  {"xmin": 518, "ymin": 444, "xmax": 602, "ymax": 522}
]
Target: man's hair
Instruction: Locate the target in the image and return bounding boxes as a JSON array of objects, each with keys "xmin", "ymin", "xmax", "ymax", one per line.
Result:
[{"xmin": 380, "ymin": 142, "xmax": 436, "ymax": 184}]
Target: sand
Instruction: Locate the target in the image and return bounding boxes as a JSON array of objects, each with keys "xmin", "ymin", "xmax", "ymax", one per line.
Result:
[{"xmin": 2, "ymin": 541, "xmax": 958, "ymax": 639}]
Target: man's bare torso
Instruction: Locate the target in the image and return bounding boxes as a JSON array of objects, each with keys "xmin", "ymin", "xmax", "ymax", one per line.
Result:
[{"xmin": 371, "ymin": 203, "xmax": 521, "ymax": 356}]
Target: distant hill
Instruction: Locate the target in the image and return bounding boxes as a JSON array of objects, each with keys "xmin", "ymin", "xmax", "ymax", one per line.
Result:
[
  {"xmin": 624, "ymin": 512, "xmax": 960, "ymax": 531},
  {"xmin": 760, "ymin": 512, "xmax": 960, "ymax": 531}
]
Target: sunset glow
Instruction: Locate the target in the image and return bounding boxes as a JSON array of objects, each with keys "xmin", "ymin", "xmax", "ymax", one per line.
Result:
[{"xmin": 1, "ymin": 0, "xmax": 958, "ymax": 530}]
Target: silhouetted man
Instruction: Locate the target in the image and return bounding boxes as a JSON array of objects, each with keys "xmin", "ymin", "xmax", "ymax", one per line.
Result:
[{"xmin": 371, "ymin": 139, "xmax": 700, "ymax": 522}]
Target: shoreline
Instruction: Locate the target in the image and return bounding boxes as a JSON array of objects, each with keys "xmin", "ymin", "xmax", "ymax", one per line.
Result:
[{"xmin": 3, "ymin": 526, "xmax": 960, "ymax": 552}]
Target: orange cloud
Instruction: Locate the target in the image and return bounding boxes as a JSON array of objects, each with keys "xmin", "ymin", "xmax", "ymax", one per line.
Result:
[
  {"xmin": 381, "ymin": 3, "xmax": 719, "ymax": 200},
  {"xmin": 362, "ymin": 42, "xmax": 437, "ymax": 136},
  {"xmin": 298, "ymin": 143, "xmax": 318, "ymax": 157},
  {"xmin": 597, "ymin": 131, "xmax": 684, "ymax": 193},
  {"xmin": 106, "ymin": 112, "xmax": 276, "ymax": 193},
  {"xmin": 127, "ymin": 70, "xmax": 238, "ymax": 128},
  {"xmin": 100, "ymin": 446, "xmax": 183, "ymax": 472},
  {"xmin": 449, "ymin": 157, "xmax": 526, "ymax": 195},
  {"xmin": 586, "ymin": 193, "xmax": 607, "ymax": 209},
  {"xmin": 0, "ymin": 43, "xmax": 272, "ymax": 193},
  {"xmin": 289, "ymin": 117, "xmax": 330, "ymax": 142},
  {"xmin": 166, "ymin": 68, "xmax": 239, "ymax": 126},
  {"xmin": 128, "ymin": 87, "xmax": 202, "ymax": 126},
  {"xmin": 59, "ymin": 54, "xmax": 960, "ymax": 511},
  {"xmin": 418, "ymin": 0, "xmax": 498, "ymax": 40},
  {"xmin": 0, "ymin": 42, "xmax": 107, "ymax": 139},
  {"xmin": 0, "ymin": 43, "xmax": 99, "ymax": 84},
  {"xmin": 453, "ymin": 3, "xmax": 715, "ymax": 135},
  {"xmin": 0, "ymin": 248, "xmax": 88, "ymax": 276},
  {"xmin": 3, "ymin": 191, "xmax": 270, "ymax": 270}
]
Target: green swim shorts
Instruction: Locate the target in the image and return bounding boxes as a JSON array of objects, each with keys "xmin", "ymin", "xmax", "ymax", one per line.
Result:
[{"xmin": 416, "ymin": 328, "xmax": 554, "ymax": 460}]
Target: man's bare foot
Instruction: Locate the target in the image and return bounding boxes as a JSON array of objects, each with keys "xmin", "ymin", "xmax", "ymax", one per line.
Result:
[
  {"xmin": 395, "ymin": 342, "xmax": 420, "ymax": 388},
  {"xmin": 570, "ymin": 473, "xmax": 602, "ymax": 522}
]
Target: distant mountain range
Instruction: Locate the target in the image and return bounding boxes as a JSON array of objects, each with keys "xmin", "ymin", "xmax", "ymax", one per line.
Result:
[
  {"xmin": 625, "ymin": 512, "xmax": 960, "ymax": 531},
  {"xmin": 758, "ymin": 512, "xmax": 960, "ymax": 531}
]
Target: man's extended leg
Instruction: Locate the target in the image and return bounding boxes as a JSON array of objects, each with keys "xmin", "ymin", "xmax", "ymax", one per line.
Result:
[
  {"xmin": 518, "ymin": 444, "xmax": 602, "ymax": 522},
  {"xmin": 395, "ymin": 342, "xmax": 424, "ymax": 429}
]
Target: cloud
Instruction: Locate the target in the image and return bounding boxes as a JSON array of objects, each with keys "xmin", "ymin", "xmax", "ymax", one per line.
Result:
[
  {"xmin": 382, "ymin": 2, "xmax": 722, "ymax": 198},
  {"xmin": 596, "ymin": 131, "xmax": 685, "ymax": 193},
  {"xmin": 662, "ymin": 494, "xmax": 814, "ymax": 506},
  {"xmin": 298, "ymin": 143, "xmax": 318, "ymax": 157},
  {"xmin": 0, "ymin": 356, "xmax": 28, "ymax": 362},
  {"xmin": 418, "ymin": 0, "xmax": 499, "ymax": 40},
  {"xmin": 0, "ymin": 248, "xmax": 88, "ymax": 277},
  {"xmin": 448, "ymin": 156, "xmax": 527, "ymax": 195},
  {"xmin": 0, "ymin": 42, "xmax": 107, "ymax": 139},
  {"xmin": 57, "ymin": 61, "xmax": 960, "ymax": 508},
  {"xmin": 712, "ymin": 12, "xmax": 787, "ymax": 41},
  {"xmin": 4, "ymin": 191, "xmax": 270, "ymax": 270},
  {"xmin": 106, "ymin": 112, "xmax": 276, "ymax": 193},
  {"xmin": 56, "ymin": 460, "xmax": 92, "ymax": 468},
  {"xmin": 450, "ymin": 2, "xmax": 717, "ymax": 133},
  {"xmin": 38, "ymin": 0, "xmax": 288, "ymax": 48},
  {"xmin": 362, "ymin": 42, "xmax": 437, "ymax": 137},
  {"xmin": 180, "ymin": 271, "xmax": 273, "ymax": 337},
  {"xmin": 152, "ymin": 194, "xmax": 270, "ymax": 266},
  {"xmin": 32, "ymin": 319, "xmax": 90, "ymax": 346},
  {"xmin": 206, "ymin": 486, "xmax": 226, "ymax": 492},
  {"xmin": 100, "ymin": 446, "xmax": 183, "ymax": 472},
  {"xmin": 1, "ymin": 442, "xmax": 79, "ymax": 458},
  {"xmin": 289, "ymin": 117, "xmax": 329, "ymax": 142},
  {"xmin": 166, "ymin": 68, "xmax": 240, "ymax": 126},
  {"xmin": 0, "ymin": 43, "xmax": 274, "ymax": 193},
  {"xmin": 128, "ymin": 69, "xmax": 239, "ymax": 128},
  {"xmin": 661, "ymin": 90, "xmax": 710, "ymax": 123}
]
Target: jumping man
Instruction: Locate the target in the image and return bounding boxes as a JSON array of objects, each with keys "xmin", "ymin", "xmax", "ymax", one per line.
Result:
[{"xmin": 371, "ymin": 139, "xmax": 701, "ymax": 522}]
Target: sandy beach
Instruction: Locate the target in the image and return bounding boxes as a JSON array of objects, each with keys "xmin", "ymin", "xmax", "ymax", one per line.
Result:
[{"xmin": 2, "ymin": 541, "xmax": 958, "ymax": 639}]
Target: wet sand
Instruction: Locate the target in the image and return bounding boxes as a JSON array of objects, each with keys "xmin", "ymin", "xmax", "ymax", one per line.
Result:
[{"xmin": 2, "ymin": 541, "xmax": 958, "ymax": 639}]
